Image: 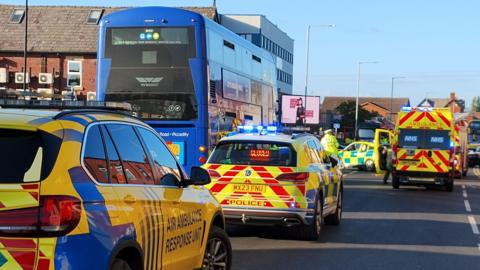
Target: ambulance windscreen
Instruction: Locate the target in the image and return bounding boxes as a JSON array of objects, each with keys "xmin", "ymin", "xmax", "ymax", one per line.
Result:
[
  {"xmin": 398, "ymin": 129, "xmax": 450, "ymax": 150},
  {"xmin": 209, "ymin": 141, "xmax": 297, "ymax": 166}
]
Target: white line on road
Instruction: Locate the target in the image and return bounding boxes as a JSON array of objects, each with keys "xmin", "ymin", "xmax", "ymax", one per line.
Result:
[
  {"xmin": 463, "ymin": 190, "xmax": 468, "ymax": 198},
  {"xmin": 464, "ymin": 200, "xmax": 472, "ymax": 212},
  {"xmin": 462, "ymin": 184, "xmax": 466, "ymax": 189},
  {"xmin": 467, "ymin": 216, "xmax": 479, "ymax": 235}
]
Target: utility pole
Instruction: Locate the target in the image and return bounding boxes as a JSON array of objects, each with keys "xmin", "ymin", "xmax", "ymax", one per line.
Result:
[
  {"xmin": 303, "ymin": 24, "xmax": 335, "ymax": 127},
  {"xmin": 354, "ymin": 61, "xmax": 378, "ymax": 137}
]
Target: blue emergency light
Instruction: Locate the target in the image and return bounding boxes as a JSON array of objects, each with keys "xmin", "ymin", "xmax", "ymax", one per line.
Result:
[{"xmin": 237, "ymin": 125, "xmax": 279, "ymax": 135}]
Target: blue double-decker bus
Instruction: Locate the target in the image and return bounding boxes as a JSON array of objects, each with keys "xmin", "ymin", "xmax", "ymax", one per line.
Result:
[{"xmin": 96, "ymin": 7, "xmax": 277, "ymax": 172}]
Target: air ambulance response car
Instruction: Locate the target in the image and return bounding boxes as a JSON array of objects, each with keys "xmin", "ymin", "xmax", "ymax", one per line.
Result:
[
  {"xmin": 0, "ymin": 101, "xmax": 231, "ymax": 270},
  {"xmin": 205, "ymin": 126, "xmax": 343, "ymax": 240},
  {"xmin": 392, "ymin": 107, "xmax": 456, "ymax": 191}
]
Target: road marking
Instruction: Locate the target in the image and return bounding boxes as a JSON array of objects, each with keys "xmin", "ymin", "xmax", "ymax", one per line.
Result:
[
  {"xmin": 463, "ymin": 190, "xmax": 468, "ymax": 198},
  {"xmin": 464, "ymin": 200, "xmax": 472, "ymax": 212},
  {"xmin": 462, "ymin": 184, "xmax": 466, "ymax": 189},
  {"xmin": 467, "ymin": 216, "xmax": 479, "ymax": 235}
]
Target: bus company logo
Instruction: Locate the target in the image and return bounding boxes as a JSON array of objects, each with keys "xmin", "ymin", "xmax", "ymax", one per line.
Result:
[{"xmin": 136, "ymin": 77, "xmax": 164, "ymax": 87}]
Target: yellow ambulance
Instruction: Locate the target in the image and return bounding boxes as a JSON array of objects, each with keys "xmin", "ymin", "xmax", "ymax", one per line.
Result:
[{"xmin": 392, "ymin": 107, "xmax": 455, "ymax": 191}]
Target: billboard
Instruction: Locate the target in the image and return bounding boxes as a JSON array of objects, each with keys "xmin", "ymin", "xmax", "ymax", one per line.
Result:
[{"xmin": 281, "ymin": 95, "xmax": 320, "ymax": 125}]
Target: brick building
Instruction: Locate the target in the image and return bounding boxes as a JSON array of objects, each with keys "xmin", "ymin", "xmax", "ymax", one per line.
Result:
[
  {"xmin": 319, "ymin": 96, "xmax": 410, "ymax": 130},
  {"xmin": 0, "ymin": 5, "xmax": 218, "ymax": 95}
]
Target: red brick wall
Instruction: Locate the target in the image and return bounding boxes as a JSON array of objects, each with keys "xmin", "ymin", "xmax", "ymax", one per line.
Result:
[
  {"xmin": 361, "ymin": 103, "xmax": 389, "ymax": 118},
  {"xmin": 0, "ymin": 52, "xmax": 96, "ymax": 93}
]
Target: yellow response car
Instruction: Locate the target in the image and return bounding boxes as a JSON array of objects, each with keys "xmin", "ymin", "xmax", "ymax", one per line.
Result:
[
  {"xmin": 205, "ymin": 127, "xmax": 343, "ymax": 240},
  {"xmin": 339, "ymin": 141, "xmax": 376, "ymax": 171},
  {"xmin": 0, "ymin": 103, "xmax": 231, "ymax": 270}
]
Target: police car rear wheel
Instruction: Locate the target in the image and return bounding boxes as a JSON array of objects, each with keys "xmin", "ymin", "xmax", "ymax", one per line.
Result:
[
  {"xmin": 325, "ymin": 188, "xmax": 343, "ymax": 226},
  {"xmin": 202, "ymin": 226, "xmax": 232, "ymax": 270},
  {"xmin": 296, "ymin": 197, "xmax": 323, "ymax": 240}
]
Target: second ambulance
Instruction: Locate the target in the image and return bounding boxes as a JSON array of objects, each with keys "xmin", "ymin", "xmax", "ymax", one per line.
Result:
[{"xmin": 392, "ymin": 107, "xmax": 456, "ymax": 191}]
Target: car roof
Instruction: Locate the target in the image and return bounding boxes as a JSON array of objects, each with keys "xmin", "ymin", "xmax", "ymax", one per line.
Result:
[{"xmin": 0, "ymin": 108, "xmax": 144, "ymax": 130}]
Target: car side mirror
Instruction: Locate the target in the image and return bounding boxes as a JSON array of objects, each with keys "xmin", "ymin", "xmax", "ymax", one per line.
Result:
[{"xmin": 187, "ymin": 167, "xmax": 211, "ymax": 186}]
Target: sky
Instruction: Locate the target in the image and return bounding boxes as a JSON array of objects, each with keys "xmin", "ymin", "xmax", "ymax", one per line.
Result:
[{"xmin": 3, "ymin": 0, "xmax": 480, "ymax": 107}]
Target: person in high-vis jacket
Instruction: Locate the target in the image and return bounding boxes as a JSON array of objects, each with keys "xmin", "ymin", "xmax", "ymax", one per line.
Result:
[{"xmin": 321, "ymin": 129, "xmax": 340, "ymax": 157}]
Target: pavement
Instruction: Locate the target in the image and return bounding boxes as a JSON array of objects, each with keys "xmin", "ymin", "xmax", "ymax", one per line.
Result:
[{"xmin": 229, "ymin": 167, "xmax": 480, "ymax": 270}]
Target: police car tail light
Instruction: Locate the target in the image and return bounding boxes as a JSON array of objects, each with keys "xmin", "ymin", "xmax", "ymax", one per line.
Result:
[
  {"xmin": 276, "ymin": 172, "xmax": 309, "ymax": 182},
  {"xmin": 0, "ymin": 195, "xmax": 81, "ymax": 237}
]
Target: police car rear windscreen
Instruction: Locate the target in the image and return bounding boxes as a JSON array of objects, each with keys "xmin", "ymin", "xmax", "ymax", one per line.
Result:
[
  {"xmin": 0, "ymin": 129, "xmax": 61, "ymax": 183},
  {"xmin": 398, "ymin": 129, "xmax": 450, "ymax": 150},
  {"xmin": 209, "ymin": 141, "xmax": 297, "ymax": 166}
]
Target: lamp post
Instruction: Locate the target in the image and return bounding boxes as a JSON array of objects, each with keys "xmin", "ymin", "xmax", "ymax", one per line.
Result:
[
  {"xmin": 303, "ymin": 24, "xmax": 335, "ymax": 127},
  {"xmin": 390, "ymin": 76, "xmax": 406, "ymax": 121},
  {"xmin": 354, "ymin": 61, "xmax": 378, "ymax": 137}
]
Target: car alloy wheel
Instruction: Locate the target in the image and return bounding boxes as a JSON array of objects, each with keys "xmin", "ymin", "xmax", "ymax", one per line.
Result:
[{"xmin": 203, "ymin": 237, "xmax": 229, "ymax": 270}]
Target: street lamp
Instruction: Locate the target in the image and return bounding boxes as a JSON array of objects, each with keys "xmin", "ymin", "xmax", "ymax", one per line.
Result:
[
  {"xmin": 303, "ymin": 24, "xmax": 335, "ymax": 127},
  {"xmin": 354, "ymin": 61, "xmax": 378, "ymax": 137},
  {"xmin": 390, "ymin": 76, "xmax": 406, "ymax": 121}
]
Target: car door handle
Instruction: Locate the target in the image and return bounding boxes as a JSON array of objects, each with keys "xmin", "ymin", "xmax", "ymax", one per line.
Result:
[{"xmin": 123, "ymin": 195, "xmax": 137, "ymax": 204}]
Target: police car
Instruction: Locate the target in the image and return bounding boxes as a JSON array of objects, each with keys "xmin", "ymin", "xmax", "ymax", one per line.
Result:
[
  {"xmin": 205, "ymin": 126, "xmax": 343, "ymax": 240},
  {"xmin": 0, "ymin": 101, "xmax": 231, "ymax": 270}
]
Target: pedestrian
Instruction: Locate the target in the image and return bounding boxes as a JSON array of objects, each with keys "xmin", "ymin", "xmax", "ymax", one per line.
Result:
[{"xmin": 321, "ymin": 129, "xmax": 340, "ymax": 158}]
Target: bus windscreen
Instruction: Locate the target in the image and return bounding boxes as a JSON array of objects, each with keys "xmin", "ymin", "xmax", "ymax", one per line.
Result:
[{"xmin": 104, "ymin": 27, "xmax": 198, "ymax": 120}]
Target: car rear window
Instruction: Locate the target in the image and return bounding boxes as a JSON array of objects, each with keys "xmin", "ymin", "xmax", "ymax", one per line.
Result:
[
  {"xmin": 0, "ymin": 129, "xmax": 61, "ymax": 183},
  {"xmin": 209, "ymin": 141, "xmax": 297, "ymax": 166},
  {"xmin": 398, "ymin": 129, "xmax": 451, "ymax": 150}
]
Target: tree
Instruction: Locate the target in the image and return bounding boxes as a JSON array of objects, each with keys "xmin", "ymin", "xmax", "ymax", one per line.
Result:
[
  {"xmin": 471, "ymin": 96, "xmax": 480, "ymax": 112},
  {"xmin": 335, "ymin": 100, "xmax": 379, "ymax": 129}
]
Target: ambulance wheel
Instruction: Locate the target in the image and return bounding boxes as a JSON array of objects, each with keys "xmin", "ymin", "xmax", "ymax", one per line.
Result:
[
  {"xmin": 365, "ymin": 159, "xmax": 375, "ymax": 172},
  {"xmin": 296, "ymin": 195, "xmax": 323, "ymax": 240},
  {"xmin": 110, "ymin": 259, "xmax": 132, "ymax": 270},
  {"xmin": 202, "ymin": 226, "xmax": 232, "ymax": 270},
  {"xmin": 445, "ymin": 177, "xmax": 454, "ymax": 192},
  {"xmin": 325, "ymin": 186, "xmax": 343, "ymax": 226},
  {"xmin": 392, "ymin": 174, "xmax": 400, "ymax": 189}
]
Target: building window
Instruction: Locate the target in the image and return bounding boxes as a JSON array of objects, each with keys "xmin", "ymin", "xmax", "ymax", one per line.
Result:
[
  {"xmin": 9, "ymin": 9, "xmax": 25, "ymax": 24},
  {"xmin": 252, "ymin": 54, "xmax": 262, "ymax": 63},
  {"xmin": 223, "ymin": 40, "xmax": 235, "ymax": 50},
  {"xmin": 67, "ymin": 60, "xmax": 82, "ymax": 88},
  {"xmin": 86, "ymin": 9, "xmax": 104, "ymax": 25}
]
